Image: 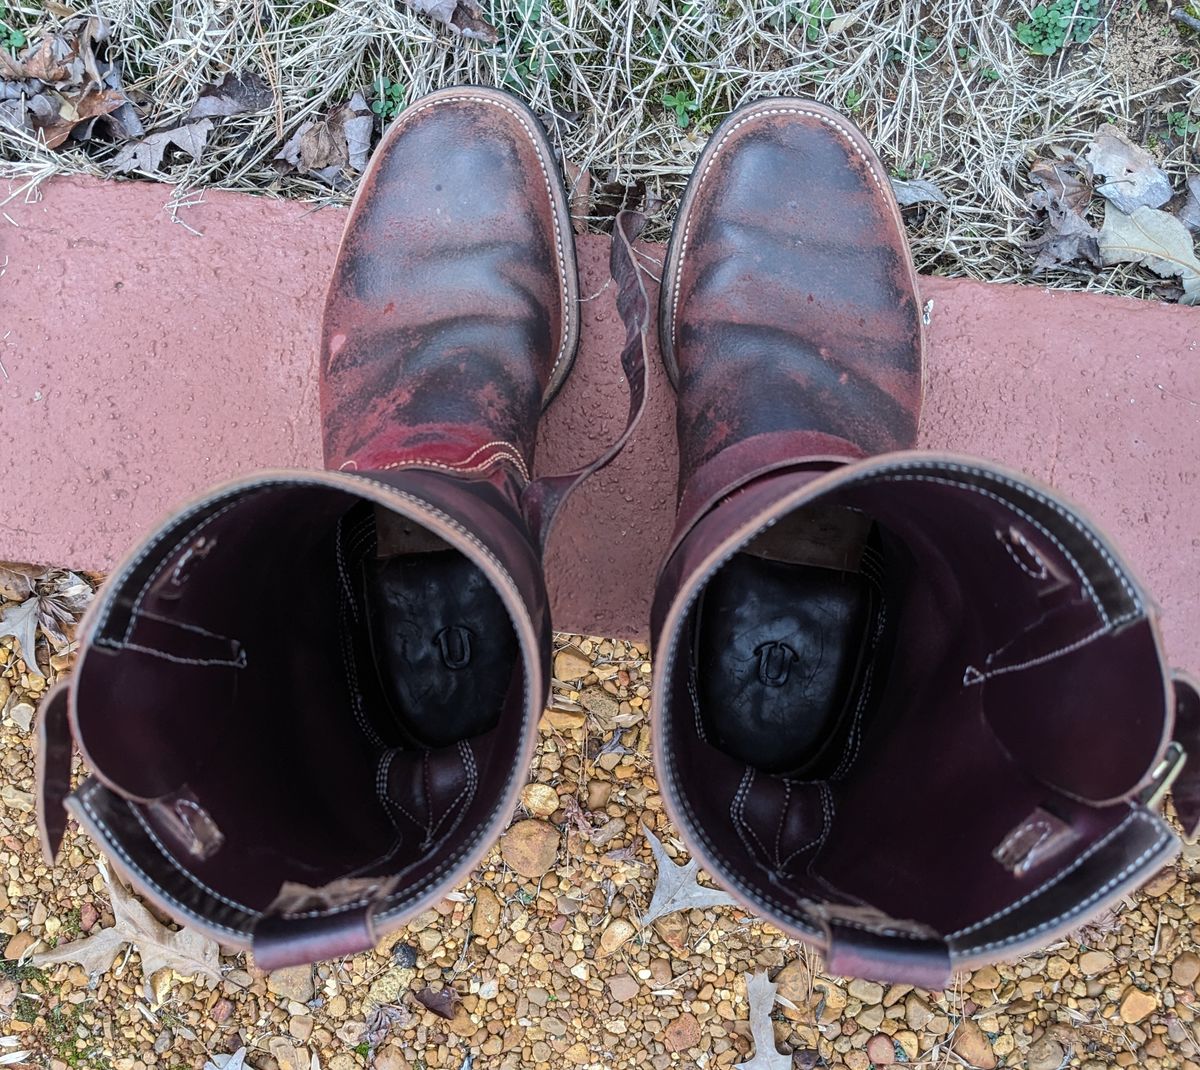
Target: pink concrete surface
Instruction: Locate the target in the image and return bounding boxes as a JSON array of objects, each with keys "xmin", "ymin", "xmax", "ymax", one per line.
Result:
[{"xmin": 2, "ymin": 177, "xmax": 1198, "ymax": 668}]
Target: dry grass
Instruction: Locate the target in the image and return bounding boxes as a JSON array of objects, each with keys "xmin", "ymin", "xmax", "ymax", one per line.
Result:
[{"xmin": 2, "ymin": 0, "xmax": 1199, "ymax": 295}]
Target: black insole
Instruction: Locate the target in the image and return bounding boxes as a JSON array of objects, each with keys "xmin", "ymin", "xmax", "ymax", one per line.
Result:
[
  {"xmin": 361, "ymin": 550, "xmax": 516, "ymax": 748},
  {"xmin": 696, "ymin": 552, "xmax": 875, "ymax": 776}
]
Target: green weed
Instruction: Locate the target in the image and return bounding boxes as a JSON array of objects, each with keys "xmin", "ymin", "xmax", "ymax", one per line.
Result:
[{"xmin": 1013, "ymin": 0, "xmax": 1101, "ymax": 56}]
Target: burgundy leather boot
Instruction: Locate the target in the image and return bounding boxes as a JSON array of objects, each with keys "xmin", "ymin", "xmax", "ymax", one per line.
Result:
[
  {"xmin": 37, "ymin": 88, "xmax": 647, "ymax": 968},
  {"xmin": 651, "ymin": 98, "xmax": 1200, "ymax": 986}
]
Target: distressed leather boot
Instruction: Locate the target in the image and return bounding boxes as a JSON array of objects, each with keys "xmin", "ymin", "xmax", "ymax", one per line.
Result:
[
  {"xmin": 37, "ymin": 88, "xmax": 647, "ymax": 968},
  {"xmin": 651, "ymin": 98, "xmax": 1200, "ymax": 986}
]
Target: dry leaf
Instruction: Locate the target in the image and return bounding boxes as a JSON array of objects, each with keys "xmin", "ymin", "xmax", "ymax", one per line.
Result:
[
  {"xmin": 1177, "ymin": 174, "xmax": 1200, "ymax": 234},
  {"xmin": 33, "ymin": 861, "xmax": 221, "ymax": 998},
  {"xmin": 364, "ymin": 1004, "xmax": 414, "ymax": 1047},
  {"xmin": 1024, "ymin": 155, "xmax": 1100, "ymax": 271},
  {"xmin": 275, "ymin": 94, "xmax": 371, "ymax": 187},
  {"xmin": 404, "ymin": 0, "xmax": 497, "ymax": 41},
  {"xmin": 110, "ymin": 118, "xmax": 213, "ymax": 174},
  {"xmin": 0, "ymin": 564, "xmax": 44, "ymax": 601},
  {"xmin": 1098, "ymin": 203, "xmax": 1200, "ymax": 304},
  {"xmin": 204, "ymin": 1048, "xmax": 253, "ymax": 1070},
  {"xmin": 1086, "ymin": 124, "xmax": 1172, "ymax": 214},
  {"xmin": 736, "ymin": 972, "xmax": 791, "ymax": 1070},
  {"xmin": 412, "ymin": 985, "xmax": 459, "ymax": 1019},
  {"xmin": 187, "ymin": 71, "xmax": 273, "ymax": 119},
  {"xmin": 0, "ymin": 598, "xmax": 41, "ymax": 674},
  {"xmin": 639, "ymin": 824, "xmax": 737, "ymax": 926},
  {"xmin": 33, "ymin": 86, "xmax": 125, "ymax": 149},
  {"xmin": 890, "ymin": 177, "xmax": 947, "ymax": 207}
]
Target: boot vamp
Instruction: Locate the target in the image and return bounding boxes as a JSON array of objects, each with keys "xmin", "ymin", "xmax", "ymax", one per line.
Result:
[
  {"xmin": 671, "ymin": 113, "xmax": 923, "ymax": 474},
  {"xmin": 321, "ymin": 97, "xmax": 568, "ymax": 469}
]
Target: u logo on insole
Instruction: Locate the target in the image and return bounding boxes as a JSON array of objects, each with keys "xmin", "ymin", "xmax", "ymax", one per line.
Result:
[
  {"xmin": 755, "ymin": 640, "xmax": 798, "ymax": 687},
  {"xmin": 433, "ymin": 625, "xmax": 474, "ymax": 670}
]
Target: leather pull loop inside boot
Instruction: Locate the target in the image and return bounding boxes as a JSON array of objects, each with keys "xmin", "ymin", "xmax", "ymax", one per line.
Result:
[
  {"xmin": 37, "ymin": 681, "xmax": 74, "ymax": 863},
  {"xmin": 521, "ymin": 209, "xmax": 651, "ymax": 552},
  {"xmin": 823, "ymin": 919, "xmax": 953, "ymax": 990},
  {"xmin": 252, "ymin": 903, "xmax": 378, "ymax": 972}
]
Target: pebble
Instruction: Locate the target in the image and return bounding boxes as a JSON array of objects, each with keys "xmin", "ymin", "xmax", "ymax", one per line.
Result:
[
  {"xmin": 866, "ymin": 1034, "xmax": 896, "ymax": 1065},
  {"xmin": 598, "ymin": 918, "xmax": 636, "ymax": 958},
  {"xmin": 773, "ymin": 958, "xmax": 811, "ymax": 1022},
  {"xmin": 951, "ymin": 1020, "xmax": 997, "ymax": 1069},
  {"xmin": 470, "ymin": 887, "xmax": 504, "ymax": 935},
  {"xmin": 1027, "ymin": 1035, "xmax": 1065, "ymax": 1070},
  {"xmin": 521, "ymin": 783, "xmax": 560, "ymax": 817},
  {"xmin": 4, "ymin": 932, "xmax": 35, "ymax": 960},
  {"xmin": 607, "ymin": 973, "xmax": 640, "ymax": 1002},
  {"xmin": 80, "ymin": 902, "xmax": 99, "ymax": 932},
  {"xmin": 288, "ymin": 1015, "xmax": 314, "ymax": 1042},
  {"xmin": 663, "ymin": 1012, "xmax": 700, "ymax": 1052},
  {"xmin": 848, "ymin": 979, "xmax": 884, "ymax": 1004},
  {"xmin": 1118, "ymin": 986, "xmax": 1157, "ymax": 1024},
  {"xmin": 1171, "ymin": 950, "xmax": 1200, "ymax": 987},
  {"xmin": 971, "ymin": 965, "xmax": 1000, "ymax": 990},
  {"xmin": 905, "ymin": 994, "xmax": 934, "ymax": 1031},
  {"xmin": 500, "ymin": 819, "xmax": 560, "ymax": 878},
  {"xmin": 1079, "ymin": 950, "xmax": 1115, "ymax": 975},
  {"xmin": 267, "ymin": 966, "xmax": 314, "ymax": 1003},
  {"xmin": 554, "ymin": 649, "xmax": 592, "ymax": 681}
]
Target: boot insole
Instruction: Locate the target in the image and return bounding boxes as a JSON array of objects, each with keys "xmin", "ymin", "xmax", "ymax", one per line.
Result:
[
  {"xmin": 362, "ymin": 549, "xmax": 516, "ymax": 748},
  {"xmin": 696, "ymin": 551, "xmax": 875, "ymax": 776}
]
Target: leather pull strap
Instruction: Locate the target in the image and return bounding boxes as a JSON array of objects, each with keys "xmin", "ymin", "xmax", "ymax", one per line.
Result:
[
  {"xmin": 252, "ymin": 903, "xmax": 378, "ymax": 971},
  {"xmin": 36, "ymin": 681, "xmax": 74, "ymax": 864},
  {"xmin": 1171, "ymin": 672, "xmax": 1200, "ymax": 839},
  {"xmin": 823, "ymin": 919, "xmax": 953, "ymax": 990},
  {"xmin": 521, "ymin": 209, "xmax": 651, "ymax": 553}
]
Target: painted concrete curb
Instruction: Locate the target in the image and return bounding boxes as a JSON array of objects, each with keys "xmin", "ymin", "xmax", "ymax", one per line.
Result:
[{"xmin": 3, "ymin": 177, "xmax": 1197, "ymax": 664}]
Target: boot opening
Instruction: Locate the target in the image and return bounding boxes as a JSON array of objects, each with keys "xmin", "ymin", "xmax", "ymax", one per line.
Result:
[
  {"xmin": 669, "ymin": 461, "xmax": 1169, "ymax": 954},
  {"xmin": 71, "ymin": 475, "xmax": 536, "ymax": 939}
]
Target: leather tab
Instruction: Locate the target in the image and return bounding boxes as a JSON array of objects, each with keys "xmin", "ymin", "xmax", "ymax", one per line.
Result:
[
  {"xmin": 1171, "ymin": 672, "xmax": 1200, "ymax": 839},
  {"xmin": 36, "ymin": 681, "xmax": 74, "ymax": 864},
  {"xmin": 522, "ymin": 209, "xmax": 650, "ymax": 552},
  {"xmin": 824, "ymin": 919, "xmax": 953, "ymax": 989},
  {"xmin": 252, "ymin": 903, "xmax": 377, "ymax": 971}
]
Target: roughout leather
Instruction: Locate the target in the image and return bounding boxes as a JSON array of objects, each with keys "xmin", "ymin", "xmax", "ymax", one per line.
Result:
[
  {"xmin": 652, "ymin": 98, "xmax": 1192, "ymax": 984},
  {"xmin": 35, "ymin": 89, "xmax": 655, "ymax": 969}
]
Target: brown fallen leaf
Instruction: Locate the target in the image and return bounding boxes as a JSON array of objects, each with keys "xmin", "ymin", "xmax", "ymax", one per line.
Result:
[
  {"xmin": 403, "ymin": 0, "xmax": 497, "ymax": 42},
  {"xmin": 640, "ymin": 823, "xmax": 738, "ymax": 925},
  {"xmin": 187, "ymin": 71, "xmax": 273, "ymax": 119},
  {"xmin": 0, "ymin": 563, "xmax": 44, "ymax": 602},
  {"xmin": 274, "ymin": 94, "xmax": 372, "ymax": 188},
  {"xmin": 736, "ymin": 971, "xmax": 792, "ymax": 1070},
  {"xmin": 1086, "ymin": 124, "xmax": 1173, "ymax": 214},
  {"xmin": 1098, "ymin": 203, "xmax": 1200, "ymax": 303},
  {"xmin": 33, "ymin": 860, "xmax": 221, "ymax": 999},
  {"xmin": 412, "ymin": 985, "xmax": 460, "ymax": 1019},
  {"xmin": 1024, "ymin": 155, "xmax": 1101, "ymax": 271},
  {"xmin": 33, "ymin": 86, "xmax": 125, "ymax": 149}
]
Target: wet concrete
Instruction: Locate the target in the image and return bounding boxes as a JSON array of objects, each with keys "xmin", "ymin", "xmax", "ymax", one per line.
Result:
[{"xmin": 3, "ymin": 176, "xmax": 1197, "ymax": 665}]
